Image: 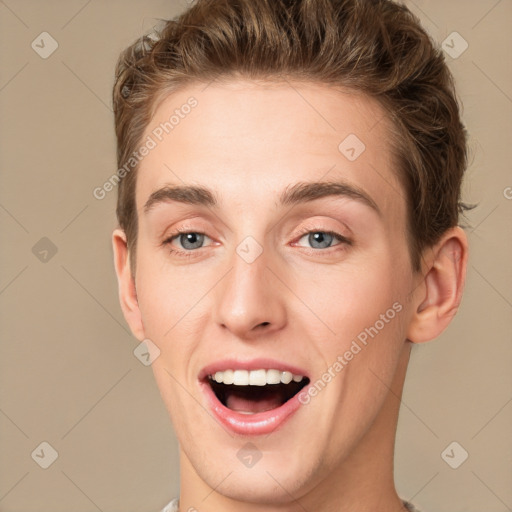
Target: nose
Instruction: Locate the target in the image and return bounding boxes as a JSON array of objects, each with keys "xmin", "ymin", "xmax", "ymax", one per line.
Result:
[{"xmin": 212, "ymin": 241, "xmax": 287, "ymax": 339}]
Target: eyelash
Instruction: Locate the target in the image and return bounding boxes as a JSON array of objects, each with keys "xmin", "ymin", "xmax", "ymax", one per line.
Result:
[
  {"xmin": 162, "ymin": 227, "xmax": 201, "ymax": 259},
  {"xmin": 293, "ymin": 226, "xmax": 352, "ymax": 253},
  {"xmin": 162, "ymin": 226, "xmax": 352, "ymax": 258}
]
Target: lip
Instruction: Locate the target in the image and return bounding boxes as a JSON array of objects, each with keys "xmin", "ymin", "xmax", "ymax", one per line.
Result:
[{"xmin": 198, "ymin": 358, "xmax": 311, "ymax": 436}]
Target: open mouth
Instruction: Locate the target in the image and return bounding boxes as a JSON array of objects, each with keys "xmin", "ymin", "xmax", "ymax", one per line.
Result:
[{"xmin": 206, "ymin": 369, "xmax": 310, "ymax": 414}]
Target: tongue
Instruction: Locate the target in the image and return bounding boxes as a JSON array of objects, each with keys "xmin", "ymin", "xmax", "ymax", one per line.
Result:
[{"xmin": 226, "ymin": 391, "xmax": 283, "ymax": 414}]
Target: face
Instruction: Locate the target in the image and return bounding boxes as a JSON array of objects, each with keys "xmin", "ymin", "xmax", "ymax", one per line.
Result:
[{"xmin": 123, "ymin": 80, "xmax": 419, "ymax": 503}]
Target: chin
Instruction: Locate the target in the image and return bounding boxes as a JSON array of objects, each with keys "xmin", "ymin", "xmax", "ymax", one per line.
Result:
[{"xmin": 197, "ymin": 461, "xmax": 315, "ymax": 505}]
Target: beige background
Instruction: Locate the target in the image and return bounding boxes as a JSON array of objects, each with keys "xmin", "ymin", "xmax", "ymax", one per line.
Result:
[{"xmin": 0, "ymin": 0, "xmax": 511, "ymax": 511}]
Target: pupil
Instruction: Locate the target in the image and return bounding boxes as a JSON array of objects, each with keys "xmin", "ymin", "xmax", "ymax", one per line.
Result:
[
  {"xmin": 310, "ymin": 232, "xmax": 332, "ymax": 249},
  {"xmin": 181, "ymin": 233, "xmax": 203, "ymax": 249}
]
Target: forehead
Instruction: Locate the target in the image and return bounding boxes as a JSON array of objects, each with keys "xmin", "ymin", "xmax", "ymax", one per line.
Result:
[{"xmin": 136, "ymin": 79, "xmax": 405, "ymax": 225}]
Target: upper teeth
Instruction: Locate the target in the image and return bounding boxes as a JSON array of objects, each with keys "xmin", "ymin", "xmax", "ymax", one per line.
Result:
[{"xmin": 210, "ymin": 369, "xmax": 304, "ymax": 386}]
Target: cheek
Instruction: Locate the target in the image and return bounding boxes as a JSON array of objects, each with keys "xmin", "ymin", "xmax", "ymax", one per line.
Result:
[
  {"xmin": 134, "ymin": 255, "xmax": 208, "ymax": 378},
  {"xmin": 291, "ymin": 248, "xmax": 410, "ymax": 393},
  {"xmin": 135, "ymin": 251, "xmax": 198, "ymax": 338},
  {"xmin": 293, "ymin": 259, "xmax": 398, "ymax": 337}
]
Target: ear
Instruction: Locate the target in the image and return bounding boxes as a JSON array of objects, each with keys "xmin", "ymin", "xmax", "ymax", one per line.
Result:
[
  {"xmin": 407, "ymin": 226, "xmax": 469, "ymax": 344},
  {"xmin": 112, "ymin": 228, "xmax": 145, "ymax": 341}
]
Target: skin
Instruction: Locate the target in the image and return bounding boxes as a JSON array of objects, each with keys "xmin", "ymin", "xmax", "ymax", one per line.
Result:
[{"xmin": 112, "ymin": 80, "xmax": 468, "ymax": 512}]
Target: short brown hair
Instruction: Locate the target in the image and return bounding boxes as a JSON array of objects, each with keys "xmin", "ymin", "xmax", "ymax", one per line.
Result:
[{"xmin": 113, "ymin": 0, "xmax": 470, "ymax": 276}]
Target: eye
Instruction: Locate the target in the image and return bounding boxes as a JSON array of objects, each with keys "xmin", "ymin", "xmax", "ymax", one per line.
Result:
[
  {"xmin": 162, "ymin": 227, "xmax": 351, "ymax": 259},
  {"xmin": 163, "ymin": 229, "xmax": 213, "ymax": 257},
  {"xmin": 294, "ymin": 229, "xmax": 351, "ymax": 251}
]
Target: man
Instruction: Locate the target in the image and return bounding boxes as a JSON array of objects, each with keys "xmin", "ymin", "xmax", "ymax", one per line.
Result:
[{"xmin": 111, "ymin": 0, "xmax": 469, "ymax": 510}]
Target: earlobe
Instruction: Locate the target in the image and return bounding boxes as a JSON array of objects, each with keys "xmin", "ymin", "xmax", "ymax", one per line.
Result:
[
  {"xmin": 406, "ymin": 226, "xmax": 468, "ymax": 344},
  {"xmin": 112, "ymin": 228, "xmax": 145, "ymax": 340}
]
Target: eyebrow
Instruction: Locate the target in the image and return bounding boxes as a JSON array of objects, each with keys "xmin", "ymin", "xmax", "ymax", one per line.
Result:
[{"xmin": 143, "ymin": 180, "xmax": 381, "ymax": 216}]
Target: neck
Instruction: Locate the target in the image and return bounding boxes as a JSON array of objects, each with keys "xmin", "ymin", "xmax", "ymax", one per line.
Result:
[{"xmin": 178, "ymin": 343, "xmax": 412, "ymax": 512}]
